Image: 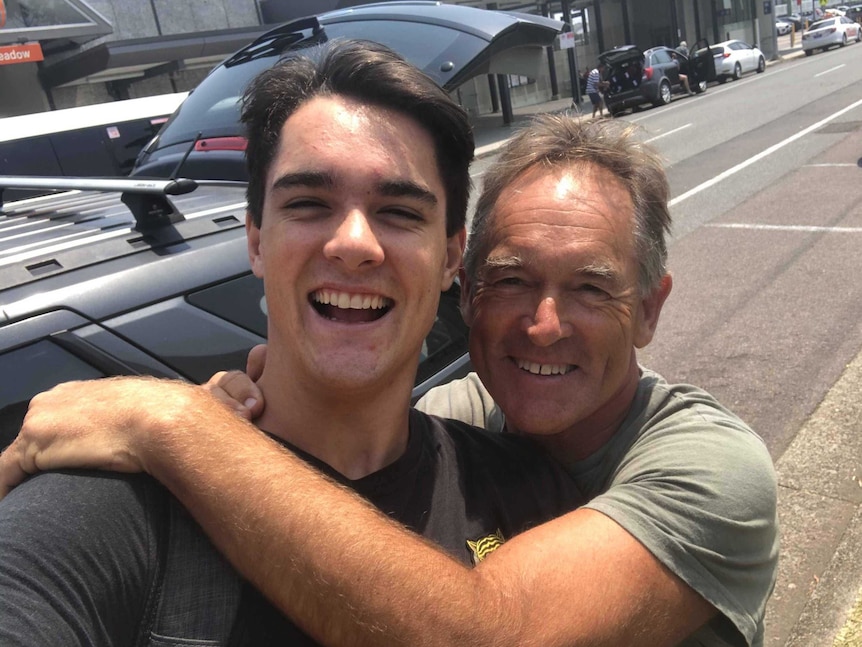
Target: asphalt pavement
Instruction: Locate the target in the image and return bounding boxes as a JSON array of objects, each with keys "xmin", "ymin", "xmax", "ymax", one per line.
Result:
[{"xmin": 465, "ymin": 35, "xmax": 862, "ymax": 646}]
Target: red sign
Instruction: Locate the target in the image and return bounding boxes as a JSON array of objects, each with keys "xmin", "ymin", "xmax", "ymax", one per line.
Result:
[{"xmin": 0, "ymin": 42, "xmax": 44, "ymax": 66}]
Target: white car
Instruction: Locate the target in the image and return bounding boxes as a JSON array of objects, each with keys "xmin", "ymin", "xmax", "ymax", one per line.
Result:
[
  {"xmin": 802, "ymin": 16, "xmax": 861, "ymax": 54},
  {"xmin": 776, "ymin": 19, "xmax": 793, "ymax": 35},
  {"xmin": 710, "ymin": 40, "xmax": 766, "ymax": 82}
]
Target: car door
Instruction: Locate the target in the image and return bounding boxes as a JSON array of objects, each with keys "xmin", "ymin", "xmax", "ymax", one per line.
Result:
[
  {"xmin": 737, "ymin": 41, "xmax": 756, "ymax": 72},
  {"xmin": 688, "ymin": 39, "xmax": 717, "ymax": 86},
  {"xmin": 651, "ymin": 48, "xmax": 678, "ymax": 86}
]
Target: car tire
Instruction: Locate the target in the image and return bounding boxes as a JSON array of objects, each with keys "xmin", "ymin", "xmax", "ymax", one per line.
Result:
[
  {"xmin": 653, "ymin": 80, "xmax": 672, "ymax": 106},
  {"xmin": 841, "ymin": 34, "xmax": 848, "ymax": 47},
  {"xmin": 804, "ymin": 48, "xmax": 813, "ymax": 56},
  {"xmin": 695, "ymin": 79, "xmax": 707, "ymax": 94},
  {"xmin": 732, "ymin": 63, "xmax": 742, "ymax": 80},
  {"xmin": 608, "ymin": 104, "xmax": 622, "ymax": 118},
  {"xmin": 756, "ymin": 56, "xmax": 765, "ymax": 73}
]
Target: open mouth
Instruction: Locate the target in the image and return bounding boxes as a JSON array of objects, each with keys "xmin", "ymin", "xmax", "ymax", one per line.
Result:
[
  {"xmin": 515, "ymin": 359, "xmax": 574, "ymax": 376},
  {"xmin": 310, "ymin": 289, "xmax": 392, "ymax": 323}
]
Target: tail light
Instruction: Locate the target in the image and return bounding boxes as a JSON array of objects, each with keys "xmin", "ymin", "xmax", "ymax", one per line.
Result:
[
  {"xmin": 644, "ymin": 66, "xmax": 654, "ymax": 80},
  {"xmin": 722, "ymin": 52, "xmax": 731, "ymax": 58},
  {"xmin": 194, "ymin": 136, "xmax": 248, "ymax": 152}
]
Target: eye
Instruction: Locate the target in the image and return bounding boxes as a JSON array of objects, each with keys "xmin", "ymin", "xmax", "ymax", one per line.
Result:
[{"xmin": 380, "ymin": 206, "xmax": 424, "ymax": 222}]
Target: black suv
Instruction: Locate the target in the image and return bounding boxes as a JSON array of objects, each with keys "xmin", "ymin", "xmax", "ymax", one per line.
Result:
[
  {"xmin": 599, "ymin": 41, "xmax": 715, "ymax": 116},
  {"xmin": 0, "ymin": 178, "xmax": 470, "ymax": 452}
]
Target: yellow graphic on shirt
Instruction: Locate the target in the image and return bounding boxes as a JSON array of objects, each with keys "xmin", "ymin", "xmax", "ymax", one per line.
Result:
[{"xmin": 467, "ymin": 529, "xmax": 506, "ymax": 565}]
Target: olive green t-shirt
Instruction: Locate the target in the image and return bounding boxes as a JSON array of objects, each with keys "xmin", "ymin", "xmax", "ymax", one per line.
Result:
[{"xmin": 417, "ymin": 366, "xmax": 779, "ymax": 647}]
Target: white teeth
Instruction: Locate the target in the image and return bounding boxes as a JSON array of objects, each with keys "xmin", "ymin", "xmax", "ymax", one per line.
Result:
[
  {"xmin": 312, "ymin": 289, "xmax": 390, "ymax": 310},
  {"xmin": 516, "ymin": 359, "xmax": 573, "ymax": 376}
]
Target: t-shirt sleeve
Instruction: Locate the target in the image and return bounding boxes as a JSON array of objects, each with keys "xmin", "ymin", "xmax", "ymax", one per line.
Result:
[
  {"xmin": 585, "ymin": 394, "xmax": 778, "ymax": 646},
  {"xmin": 415, "ymin": 372, "xmax": 505, "ymax": 432},
  {"xmin": 0, "ymin": 470, "xmax": 163, "ymax": 646}
]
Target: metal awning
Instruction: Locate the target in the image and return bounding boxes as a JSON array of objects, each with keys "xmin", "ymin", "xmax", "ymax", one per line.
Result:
[{"xmin": 38, "ymin": 24, "xmax": 268, "ymax": 88}]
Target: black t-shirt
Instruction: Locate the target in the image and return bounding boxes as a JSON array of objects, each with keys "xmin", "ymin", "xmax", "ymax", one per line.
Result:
[{"xmin": 0, "ymin": 410, "xmax": 582, "ymax": 646}]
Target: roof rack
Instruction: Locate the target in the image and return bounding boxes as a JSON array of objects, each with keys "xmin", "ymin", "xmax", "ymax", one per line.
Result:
[{"xmin": 0, "ymin": 176, "xmax": 247, "ymax": 230}]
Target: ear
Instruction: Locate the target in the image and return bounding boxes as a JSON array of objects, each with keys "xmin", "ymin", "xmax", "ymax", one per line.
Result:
[
  {"xmin": 441, "ymin": 227, "xmax": 466, "ymax": 291},
  {"xmin": 633, "ymin": 273, "xmax": 672, "ymax": 348},
  {"xmin": 246, "ymin": 212, "xmax": 264, "ymax": 279},
  {"xmin": 458, "ymin": 267, "xmax": 475, "ymax": 326}
]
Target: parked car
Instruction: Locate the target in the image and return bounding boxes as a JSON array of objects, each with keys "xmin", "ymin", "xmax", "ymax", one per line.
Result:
[
  {"xmin": 710, "ymin": 40, "xmax": 766, "ymax": 83},
  {"xmin": 131, "ymin": 2, "xmax": 564, "ymax": 181},
  {"xmin": 599, "ymin": 41, "xmax": 715, "ymax": 117},
  {"xmin": 784, "ymin": 13, "xmax": 805, "ymax": 30},
  {"xmin": 802, "ymin": 16, "xmax": 861, "ymax": 54},
  {"xmin": 0, "ymin": 177, "xmax": 471, "ymax": 451},
  {"xmin": 776, "ymin": 19, "xmax": 793, "ymax": 35}
]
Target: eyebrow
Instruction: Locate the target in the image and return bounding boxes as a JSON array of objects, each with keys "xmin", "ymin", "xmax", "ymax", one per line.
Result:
[
  {"xmin": 270, "ymin": 173, "xmax": 438, "ymax": 208},
  {"xmin": 377, "ymin": 179, "xmax": 439, "ymax": 207},
  {"xmin": 271, "ymin": 171, "xmax": 334, "ymax": 192}
]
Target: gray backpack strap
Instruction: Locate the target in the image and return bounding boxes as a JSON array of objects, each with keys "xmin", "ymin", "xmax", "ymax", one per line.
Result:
[{"xmin": 147, "ymin": 496, "xmax": 243, "ymax": 646}]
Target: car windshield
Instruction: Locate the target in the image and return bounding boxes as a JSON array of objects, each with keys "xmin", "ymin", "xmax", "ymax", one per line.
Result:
[
  {"xmin": 810, "ymin": 19, "xmax": 835, "ymax": 29},
  {"xmin": 155, "ymin": 20, "xmax": 474, "ymax": 150}
]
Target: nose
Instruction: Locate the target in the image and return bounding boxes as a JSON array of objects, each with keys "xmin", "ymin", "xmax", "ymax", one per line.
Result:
[
  {"xmin": 525, "ymin": 296, "xmax": 572, "ymax": 347},
  {"xmin": 324, "ymin": 209, "xmax": 385, "ymax": 269}
]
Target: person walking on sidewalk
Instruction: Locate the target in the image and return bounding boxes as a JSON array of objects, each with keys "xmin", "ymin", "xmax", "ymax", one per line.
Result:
[{"xmin": 585, "ymin": 62, "xmax": 608, "ymax": 118}]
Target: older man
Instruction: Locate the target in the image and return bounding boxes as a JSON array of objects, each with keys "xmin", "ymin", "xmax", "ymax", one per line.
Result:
[
  {"xmin": 1, "ymin": 116, "xmax": 778, "ymax": 645},
  {"xmin": 0, "ymin": 41, "xmax": 582, "ymax": 646}
]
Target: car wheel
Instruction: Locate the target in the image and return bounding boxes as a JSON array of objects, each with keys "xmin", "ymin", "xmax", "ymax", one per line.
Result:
[
  {"xmin": 653, "ymin": 80, "xmax": 672, "ymax": 106},
  {"xmin": 804, "ymin": 48, "xmax": 813, "ymax": 56},
  {"xmin": 732, "ymin": 63, "xmax": 742, "ymax": 80},
  {"xmin": 608, "ymin": 104, "xmax": 622, "ymax": 118},
  {"xmin": 841, "ymin": 34, "xmax": 848, "ymax": 47},
  {"xmin": 695, "ymin": 79, "xmax": 707, "ymax": 94},
  {"xmin": 756, "ymin": 56, "xmax": 765, "ymax": 73}
]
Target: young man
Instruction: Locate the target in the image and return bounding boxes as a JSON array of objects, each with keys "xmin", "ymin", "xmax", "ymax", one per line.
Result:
[
  {"xmin": 2, "ymin": 118, "xmax": 778, "ymax": 645},
  {"xmin": 0, "ymin": 41, "xmax": 581, "ymax": 646}
]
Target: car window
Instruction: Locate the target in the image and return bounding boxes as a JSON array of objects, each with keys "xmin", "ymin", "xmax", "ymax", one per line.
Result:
[
  {"xmin": 651, "ymin": 49, "xmax": 673, "ymax": 64},
  {"xmin": 156, "ymin": 20, "xmax": 478, "ymax": 150}
]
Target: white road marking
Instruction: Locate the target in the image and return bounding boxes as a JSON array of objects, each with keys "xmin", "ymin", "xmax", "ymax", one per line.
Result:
[
  {"xmin": 645, "ymin": 123, "xmax": 692, "ymax": 143},
  {"xmin": 669, "ymin": 96, "xmax": 862, "ymax": 207},
  {"xmin": 815, "ymin": 64, "xmax": 846, "ymax": 78},
  {"xmin": 706, "ymin": 223, "xmax": 862, "ymax": 233},
  {"xmin": 806, "ymin": 163, "xmax": 859, "ymax": 167}
]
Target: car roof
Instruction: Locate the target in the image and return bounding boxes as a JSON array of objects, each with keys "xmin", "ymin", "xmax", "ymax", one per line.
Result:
[{"xmin": 598, "ymin": 44, "xmax": 643, "ymax": 65}]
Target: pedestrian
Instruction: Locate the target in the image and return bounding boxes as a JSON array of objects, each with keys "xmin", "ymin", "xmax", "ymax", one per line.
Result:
[{"xmin": 585, "ymin": 62, "xmax": 607, "ymax": 117}]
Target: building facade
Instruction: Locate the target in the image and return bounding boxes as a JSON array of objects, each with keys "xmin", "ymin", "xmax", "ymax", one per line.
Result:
[{"xmin": 0, "ymin": 0, "xmax": 777, "ymax": 118}]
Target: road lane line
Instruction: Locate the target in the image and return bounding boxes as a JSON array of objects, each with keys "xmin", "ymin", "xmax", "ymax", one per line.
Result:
[
  {"xmin": 806, "ymin": 163, "xmax": 859, "ymax": 167},
  {"xmin": 706, "ymin": 223, "xmax": 862, "ymax": 233},
  {"xmin": 645, "ymin": 123, "xmax": 692, "ymax": 143},
  {"xmin": 815, "ymin": 64, "xmax": 846, "ymax": 78},
  {"xmin": 669, "ymin": 96, "xmax": 862, "ymax": 207}
]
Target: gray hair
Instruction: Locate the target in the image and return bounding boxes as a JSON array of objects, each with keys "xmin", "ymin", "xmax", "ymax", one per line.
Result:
[{"xmin": 464, "ymin": 115, "xmax": 671, "ymax": 295}]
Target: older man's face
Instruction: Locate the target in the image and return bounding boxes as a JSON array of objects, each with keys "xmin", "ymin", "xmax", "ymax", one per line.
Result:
[{"xmin": 463, "ymin": 163, "xmax": 669, "ymax": 447}]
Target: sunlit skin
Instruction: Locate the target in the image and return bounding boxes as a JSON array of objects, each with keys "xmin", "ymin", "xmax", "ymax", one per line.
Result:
[
  {"xmin": 247, "ymin": 95, "xmax": 463, "ymax": 474},
  {"xmin": 462, "ymin": 162, "xmax": 671, "ymax": 463}
]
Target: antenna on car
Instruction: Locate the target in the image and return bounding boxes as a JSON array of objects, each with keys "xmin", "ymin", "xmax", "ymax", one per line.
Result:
[{"xmin": 170, "ymin": 132, "xmax": 203, "ymax": 181}]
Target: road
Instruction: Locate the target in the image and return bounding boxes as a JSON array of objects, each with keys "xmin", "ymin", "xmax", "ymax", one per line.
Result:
[{"xmin": 471, "ymin": 43, "xmax": 862, "ymax": 645}]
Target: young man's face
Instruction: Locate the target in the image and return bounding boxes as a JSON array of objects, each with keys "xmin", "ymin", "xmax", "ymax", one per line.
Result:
[
  {"xmin": 248, "ymin": 95, "xmax": 463, "ymax": 395},
  {"xmin": 462, "ymin": 163, "xmax": 669, "ymax": 442}
]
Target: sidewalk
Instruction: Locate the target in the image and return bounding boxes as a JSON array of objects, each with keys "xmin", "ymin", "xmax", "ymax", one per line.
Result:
[{"xmin": 464, "ymin": 38, "xmax": 862, "ymax": 646}]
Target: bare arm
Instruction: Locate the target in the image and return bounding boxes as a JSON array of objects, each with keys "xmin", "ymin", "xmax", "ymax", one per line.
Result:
[{"xmin": 0, "ymin": 378, "xmax": 715, "ymax": 647}]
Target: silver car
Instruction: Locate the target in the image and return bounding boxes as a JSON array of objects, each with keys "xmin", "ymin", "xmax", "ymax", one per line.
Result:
[{"xmin": 710, "ymin": 40, "xmax": 766, "ymax": 82}]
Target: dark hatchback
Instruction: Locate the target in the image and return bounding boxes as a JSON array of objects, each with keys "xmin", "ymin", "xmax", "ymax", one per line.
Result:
[
  {"xmin": 600, "ymin": 41, "xmax": 715, "ymax": 116},
  {"xmin": 132, "ymin": 1, "xmax": 564, "ymax": 180}
]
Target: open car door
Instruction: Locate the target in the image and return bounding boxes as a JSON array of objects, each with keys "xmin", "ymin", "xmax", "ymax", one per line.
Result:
[{"xmin": 688, "ymin": 38, "xmax": 717, "ymax": 91}]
